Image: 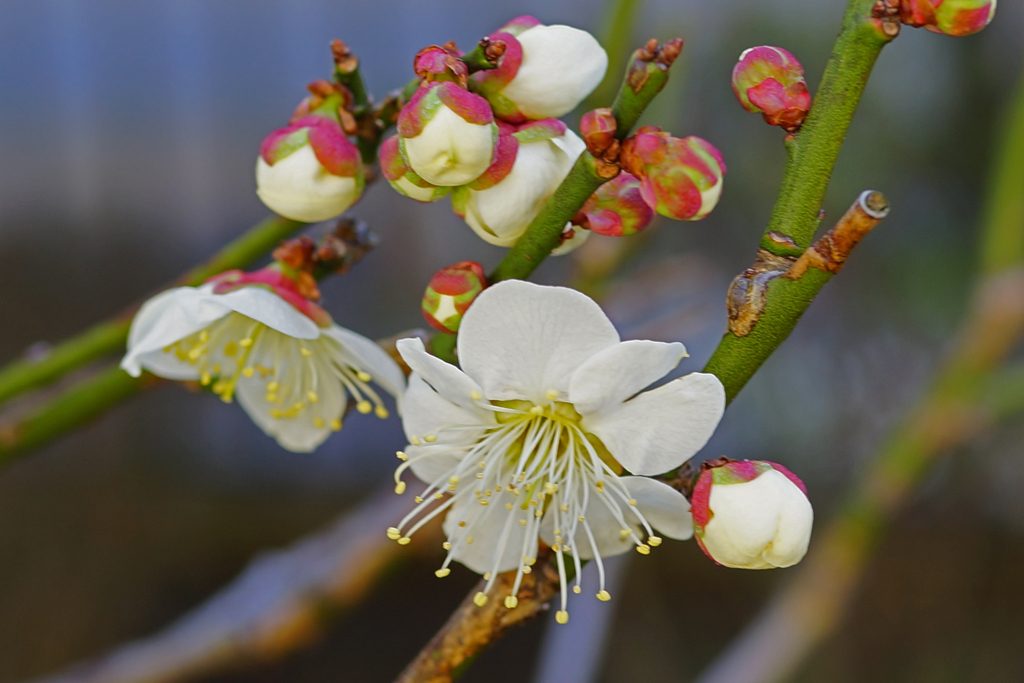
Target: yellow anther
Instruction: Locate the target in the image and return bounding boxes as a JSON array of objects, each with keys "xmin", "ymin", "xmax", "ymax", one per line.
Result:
[
  {"xmin": 307, "ymin": 391, "xmax": 319, "ymax": 403},
  {"xmin": 483, "ymin": 573, "xmax": 491, "ymax": 580},
  {"xmin": 414, "ymin": 497, "xmax": 424, "ymax": 504},
  {"xmin": 356, "ymin": 371, "xmax": 372, "ymax": 382},
  {"xmin": 559, "ymin": 504, "xmax": 569, "ymax": 512},
  {"xmin": 535, "ymin": 510, "xmax": 543, "ymax": 517},
  {"xmin": 628, "ymin": 499, "xmax": 638, "ymax": 506},
  {"xmin": 470, "ymin": 390, "xmax": 483, "ymax": 401},
  {"xmin": 299, "ymin": 347, "xmax": 312, "ymax": 356},
  {"xmin": 505, "ymin": 596, "xmax": 519, "ymax": 609},
  {"xmin": 424, "ymin": 434, "xmax": 437, "ymax": 443},
  {"xmin": 595, "ymin": 481, "xmax": 605, "ymax": 492},
  {"xmin": 386, "ymin": 527, "xmax": 401, "ymax": 540},
  {"xmin": 551, "ymin": 544, "xmax": 561, "ymax": 552},
  {"xmin": 620, "ymin": 529, "xmax": 632, "ymax": 538},
  {"xmin": 292, "ymin": 402, "xmax": 305, "ymax": 411},
  {"xmin": 505, "ymin": 503, "xmax": 513, "ymax": 511},
  {"xmin": 356, "ymin": 400, "xmax": 372, "ymax": 414},
  {"xmin": 530, "ymin": 405, "xmax": 544, "ymax": 416},
  {"xmin": 442, "ymin": 541, "xmax": 452, "ymax": 550},
  {"xmin": 519, "ymin": 520, "xmax": 527, "ymax": 526},
  {"xmin": 200, "ymin": 372, "xmax": 212, "ymax": 386},
  {"xmin": 545, "ymin": 389, "xmax": 559, "ymax": 400},
  {"xmin": 266, "ymin": 393, "xmax": 278, "ymax": 403},
  {"xmin": 573, "ymin": 586, "xmax": 581, "ymax": 594},
  {"xmin": 522, "ymin": 566, "xmax": 532, "ymax": 574},
  {"xmin": 448, "ymin": 475, "xmax": 461, "ymax": 485},
  {"xmin": 648, "ymin": 536, "xmax": 663, "ymax": 547},
  {"xmin": 578, "ymin": 515, "xmax": 586, "ymax": 522},
  {"xmin": 266, "ymin": 381, "xmax": 279, "ymax": 392},
  {"xmin": 313, "ymin": 417, "xmax": 325, "ymax": 428},
  {"xmin": 394, "ymin": 481, "xmax": 406, "ymax": 495},
  {"xmin": 223, "ymin": 342, "xmax": 238, "ymax": 357},
  {"xmin": 242, "ymin": 367, "xmax": 255, "ymax": 378},
  {"xmin": 240, "ymin": 338, "xmax": 253, "ymax": 348},
  {"xmin": 448, "ymin": 486, "xmax": 457, "ymax": 493},
  {"xmin": 396, "ymin": 451, "xmax": 408, "ymax": 461},
  {"xmin": 458, "ymin": 521, "xmax": 467, "ymax": 527},
  {"xmin": 555, "ymin": 610, "xmax": 569, "ymax": 625},
  {"xmin": 410, "ymin": 435, "xmax": 422, "ymax": 446},
  {"xmin": 544, "ymin": 482, "xmax": 558, "ymax": 494},
  {"xmin": 466, "ymin": 536, "xmax": 474, "ymax": 544},
  {"xmin": 480, "ymin": 500, "xmax": 488, "ymax": 506},
  {"xmin": 473, "ymin": 592, "xmax": 488, "ymax": 607},
  {"xmin": 435, "ymin": 492, "xmax": 444, "ymax": 500},
  {"xmin": 375, "ymin": 405, "xmax": 389, "ymax": 419},
  {"xmin": 636, "ymin": 544, "xmax": 651, "ymax": 555},
  {"xmin": 525, "ymin": 556, "xmax": 536, "ymax": 566},
  {"xmin": 398, "ymin": 537, "xmax": 411, "ymax": 545},
  {"xmin": 435, "ymin": 568, "xmax": 451, "ymax": 578},
  {"xmin": 476, "ymin": 473, "xmax": 484, "ymax": 479},
  {"xmin": 199, "ymin": 330, "xmax": 210, "ymax": 342},
  {"xmin": 554, "ymin": 529, "xmax": 562, "ymax": 536},
  {"xmin": 479, "ymin": 461, "xmax": 486, "ymax": 469},
  {"xmin": 187, "ymin": 348, "xmax": 202, "ymax": 360},
  {"xmin": 597, "ymin": 590, "xmax": 611, "ymax": 602},
  {"xmin": 330, "ymin": 419, "xmax": 342, "ymax": 431}
]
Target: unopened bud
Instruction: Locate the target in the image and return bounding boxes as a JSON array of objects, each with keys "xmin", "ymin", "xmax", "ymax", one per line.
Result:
[
  {"xmin": 580, "ymin": 108, "xmax": 618, "ymax": 156},
  {"xmin": 620, "ymin": 127, "xmax": 725, "ymax": 221},
  {"xmin": 379, "ymin": 135, "xmax": 450, "ymax": 202},
  {"xmin": 414, "ymin": 43, "xmax": 469, "ymax": 84},
  {"xmin": 397, "ymin": 82, "xmax": 497, "ymax": 186},
  {"xmin": 575, "ymin": 172, "xmax": 653, "ymax": 237},
  {"xmin": 691, "ymin": 459, "xmax": 813, "ymax": 570},
  {"xmin": 732, "ymin": 46, "xmax": 812, "ymax": 133},
  {"xmin": 473, "ymin": 17, "xmax": 608, "ymax": 123},
  {"xmin": 422, "ymin": 261, "xmax": 487, "ymax": 333},
  {"xmin": 256, "ymin": 110, "xmax": 364, "ymax": 222},
  {"xmin": 900, "ymin": 0, "xmax": 996, "ymax": 37}
]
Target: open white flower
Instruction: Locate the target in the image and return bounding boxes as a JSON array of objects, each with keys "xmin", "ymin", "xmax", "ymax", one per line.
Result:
[
  {"xmin": 387, "ymin": 280, "xmax": 725, "ymax": 622},
  {"xmin": 121, "ymin": 273, "xmax": 405, "ymax": 452}
]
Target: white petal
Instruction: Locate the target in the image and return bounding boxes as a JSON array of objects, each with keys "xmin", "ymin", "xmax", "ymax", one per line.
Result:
[
  {"xmin": 569, "ymin": 340, "xmax": 687, "ymax": 415},
  {"xmin": 444, "ymin": 490, "xmax": 531, "ymax": 574},
  {"xmin": 404, "ymin": 106, "xmax": 494, "ymax": 186},
  {"xmin": 402, "ymin": 373, "xmax": 491, "ymax": 483},
  {"xmin": 215, "ymin": 286, "xmax": 321, "ymax": 339},
  {"xmin": 324, "ymin": 325, "xmax": 407, "ymax": 403},
  {"xmin": 121, "ymin": 286, "xmax": 231, "ymax": 378},
  {"xmin": 256, "ymin": 147, "xmax": 358, "ymax": 222},
  {"xmin": 396, "ymin": 337, "xmax": 481, "ymax": 412},
  {"xmin": 457, "ymin": 280, "xmax": 619, "ymax": 403},
  {"xmin": 622, "ymin": 476, "xmax": 693, "ymax": 540},
  {"xmin": 502, "ymin": 25, "xmax": 608, "ymax": 119},
  {"xmin": 582, "ymin": 372, "xmax": 725, "ymax": 476}
]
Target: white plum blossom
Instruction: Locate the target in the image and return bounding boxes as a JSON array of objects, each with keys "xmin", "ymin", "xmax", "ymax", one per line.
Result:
[
  {"xmin": 691, "ymin": 460, "xmax": 813, "ymax": 569},
  {"xmin": 121, "ymin": 272, "xmax": 404, "ymax": 452},
  {"xmin": 387, "ymin": 280, "xmax": 725, "ymax": 621}
]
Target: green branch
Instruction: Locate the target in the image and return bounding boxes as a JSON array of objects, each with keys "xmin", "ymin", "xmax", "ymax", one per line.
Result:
[{"xmin": 0, "ymin": 215, "xmax": 305, "ymax": 407}]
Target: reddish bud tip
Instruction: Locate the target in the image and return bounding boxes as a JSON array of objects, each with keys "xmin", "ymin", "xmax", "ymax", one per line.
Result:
[{"xmin": 422, "ymin": 261, "xmax": 487, "ymax": 333}]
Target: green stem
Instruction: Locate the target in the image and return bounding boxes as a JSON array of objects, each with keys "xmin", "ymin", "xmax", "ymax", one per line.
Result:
[
  {"xmin": 761, "ymin": 0, "xmax": 894, "ymax": 255},
  {"xmin": 0, "ymin": 215, "xmax": 305, "ymax": 407},
  {"xmin": 980, "ymin": 65, "xmax": 1024, "ymax": 274}
]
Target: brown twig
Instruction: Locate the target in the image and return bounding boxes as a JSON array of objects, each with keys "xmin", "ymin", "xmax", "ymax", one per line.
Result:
[{"xmin": 395, "ymin": 551, "xmax": 560, "ymax": 683}]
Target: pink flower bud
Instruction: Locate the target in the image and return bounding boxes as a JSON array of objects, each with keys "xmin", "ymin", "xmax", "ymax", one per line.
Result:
[
  {"xmin": 900, "ymin": 0, "xmax": 996, "ymax": 37},
  {"xmin": 691, "ymin": 459, "xmax": 813, "ymax": 570},
  {"xmin": 421, "ymin": 261, "xmax": 487, "ymax": 333},
  {"xmin": 255, "ymin": 116, "xmax": 364, "ymax": 222},
  {"xmin": 472, "ymin": 17, "xmax": 608, "ymax": 123},
  {"xmin": 397, "ymin": 82, "xmax": 497, "ymax": 186},
  {"xmin": 620, "ymin": 127, "xmax": 725, "ymax": 221},
  {"xmin": 379, "ymin": 135, "xmax": 450, "ymax": 203},
  {"xmin": 576, "ymin": 172, "xmax": 653, "ymax": 237},
  {"xmin": 732, "ymin": 46, "xmax": 812, "ymax": 133},
  {"xmin": 580, "ymin": 108, "xmax": 618, "ymax": 155},
  {"xmin": 414, "ymin": 44, "xmax": 469, "ymax": 84}
]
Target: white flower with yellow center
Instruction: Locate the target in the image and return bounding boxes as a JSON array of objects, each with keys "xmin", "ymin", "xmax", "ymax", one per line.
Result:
[
  {"xmin": 120, "ymin": 273, "xmax": 404, "ymax": 452},
  {"xmin": 388, "ymin": 280, "xmax": 725, "ymax": 622}
]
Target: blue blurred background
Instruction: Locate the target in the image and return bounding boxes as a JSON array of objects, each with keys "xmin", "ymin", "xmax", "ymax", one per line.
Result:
[{"xmin": 1, "ymin": 1, "xmax": 1023, "ymax": 681}]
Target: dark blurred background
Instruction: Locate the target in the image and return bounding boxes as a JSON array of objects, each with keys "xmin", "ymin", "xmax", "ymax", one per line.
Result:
[{"xmin": 1, "ymin": 1, "xmax": 1023, "ymax": 681}]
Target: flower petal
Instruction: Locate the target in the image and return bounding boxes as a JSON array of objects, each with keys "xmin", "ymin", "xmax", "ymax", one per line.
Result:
[
  {"xmin": 402, "ymin": 373, "xmax": 492, "ymax": 483},
  {"xmin": 215, "ymin": 286, "xmax": 321, "ymax": 339},
  {"xmin": 569, "ymin": 340, "xmax": 687, "ymax": 415},
  {"xmin": 582, "ymin": 372, "xmax": 725, "ymax": 476},
  {"xmin": 396, "ymin": 337, "xmax": 482, "ymax": 413},
  {"xmin": 444, "ymin": 490, "xmax": 532, "ymax": 574},
  {"xmin": 324, "ymin": 325, "xmax": 407, "ymax": 404},
  {"xmin": 121, "ymin": 286, "xmax": 231, "ymax": 378},
  {"xmin": 457, "ymin": 280, "xmax": 619, "ymax": 403}
]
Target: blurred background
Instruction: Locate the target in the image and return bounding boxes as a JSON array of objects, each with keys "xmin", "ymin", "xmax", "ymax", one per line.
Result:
[{"xmin": 1, "ymin": 0, "xmax": 1022, "ymax": 681}]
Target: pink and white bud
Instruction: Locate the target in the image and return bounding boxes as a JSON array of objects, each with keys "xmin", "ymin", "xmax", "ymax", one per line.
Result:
[
  {"xmin": 691, "ymin": 460, "xmax": 813, "ymax": 570},
  {"xmin": 732, "ymin": 46, "xmax": 812, "ymax": 132},
  {"xmin": 900, "ymin": 0, "xmax": 996, "ymax": 37},
  {"xmin": 575, "ymin": 172, "xmax": 654, "ymax": 237},
  {"xmin": 255, "ymin": 116, "xmax": 364, "ymax": 222},
  {"xmin": 421, "ymin": 261, "xmax": 487, "ymax": 333},
  {"xmin": 397, "ymin": 82, "xmax": 497, "ymax": 187},
  {"xmin": 453, "ymin": 120, "xmax": 585, "ymax": 247},
  {"xmin": 379, "ymin": 135, "xmax": 450, "ymax": 203},
  {"xmin": 620, "ymin": 127, "xmax": 726, "ymax": 221},
  {"xmin": 580, "ymin": 108, "xmax": 618, "ymax": 154},
  {"xmin": 472, "ymin": 16, "xmax": 608, "ymax": 123}
]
